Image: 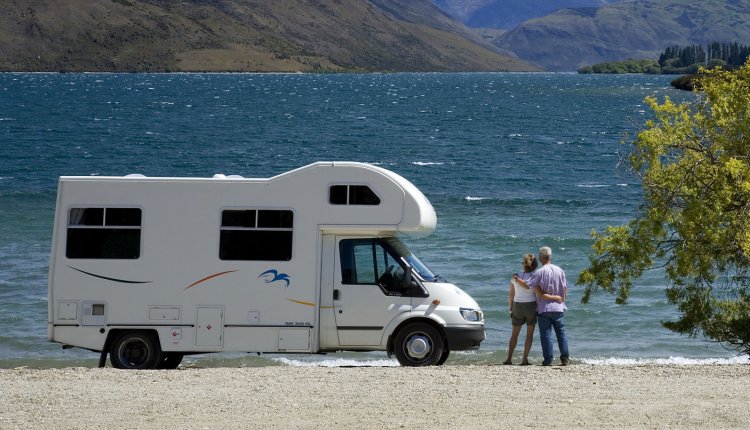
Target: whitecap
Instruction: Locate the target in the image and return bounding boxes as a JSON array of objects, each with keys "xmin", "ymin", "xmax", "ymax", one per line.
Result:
[
  {"xmin": 412, "ymin": 161, "xmax": 444, "ymax": 166},
  {"xmin": 576, "ymin": 184, "xmax": 610, "ymax": 188},
  {"xmin": 464, "ymin": 196, "xmax": 489, "ymax": 201},
  {"xmin": 581, "ymin": 356, "xmax": 749, "ymax": 366},
  {"xmin": 273, "ymin": 357, "xmax": 399, "ymax": 367}
]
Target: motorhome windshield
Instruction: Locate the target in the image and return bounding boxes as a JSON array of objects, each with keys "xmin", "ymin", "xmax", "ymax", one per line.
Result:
[{"xmin": 383, "ymin": 237, "xmax": 441, "ymax": 282}]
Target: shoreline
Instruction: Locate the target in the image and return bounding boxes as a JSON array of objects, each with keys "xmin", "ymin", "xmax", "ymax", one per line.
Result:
[{"xmin": 2, "ymin": 364, "xmax": 748, "ymax": 429}]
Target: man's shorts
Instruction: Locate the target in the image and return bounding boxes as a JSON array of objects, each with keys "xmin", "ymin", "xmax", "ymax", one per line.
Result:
[{"xmin": 511, "ymin": 301, "xmax": 538, "ymax": 326}]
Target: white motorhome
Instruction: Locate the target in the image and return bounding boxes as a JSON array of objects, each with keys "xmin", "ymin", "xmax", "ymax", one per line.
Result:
[{"xmin": 48, "ymin": 162, "xmax": 484, "ymax": 368}]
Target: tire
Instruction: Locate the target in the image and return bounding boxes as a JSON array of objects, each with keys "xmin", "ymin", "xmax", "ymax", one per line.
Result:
[
  {"xmin": 158, "ymin": 353, "xmax": 184, "ymax": 370},
  {"xmin": 109, "ymin": 332, "xmax": 161, "ymax": 369},
  {"xmin": 393, "ymin": 322, "xmax": 445, "ymax": 367},
  {"xmin": 436, "ymin": 347, "xmax": 450, "ymax": 366}
]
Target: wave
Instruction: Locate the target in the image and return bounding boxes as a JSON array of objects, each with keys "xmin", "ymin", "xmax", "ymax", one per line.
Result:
[
  {"xmin": 270, "ymin": 353, "xmax": 749, "ymax": 367},
  {"xmin": 273, "ymin": 357, "xmax": 399, "ymax": 367},
  {"xmin": 412, "ymin": 161, "xmax": 444, "ymax": 166},
  {"xmin": 464, "ymin": 196, "xmax": 490, "ymax": 201},
  {"xmin": 576, "ymin": 183, "xmax": 630, "ymax": 188},
  {"xmin": 581, "ymin": 356, "xmax": 749, "ymax": 366}
]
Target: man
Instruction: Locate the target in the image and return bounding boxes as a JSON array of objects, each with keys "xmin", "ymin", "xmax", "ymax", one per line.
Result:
[{"xmin": 514, "ymin": 246, "xmax": 570, "ymax": 366}]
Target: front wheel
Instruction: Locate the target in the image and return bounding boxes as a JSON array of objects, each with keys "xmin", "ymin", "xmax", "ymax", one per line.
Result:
[
  {"xmin": 109, "ymin": 332, "xmax": 161, "ymax": 369},
  {"xmin": 393, "ymin": 322, "xmax": 445, "ymax": 367},
  {"xmin": 436, "ymin": 347, "xmax": 450, "ymax": 365}
]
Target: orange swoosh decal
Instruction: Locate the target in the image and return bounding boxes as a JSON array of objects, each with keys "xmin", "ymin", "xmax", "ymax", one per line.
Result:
[
  {"xmin": 185, "ymin": 270, "xmax": 238, "ymax": 290},
  {"xmin": 287, "ymin": 298, "xmax": 315, "ymax": 307}
]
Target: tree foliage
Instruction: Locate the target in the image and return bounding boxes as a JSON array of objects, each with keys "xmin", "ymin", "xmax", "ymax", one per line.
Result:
[
  {"xmin": 578, "ymin": 59, "xmax": 660, "ymax": 74},
  {"xmin": 578, "ymin": 59, "xmax": 750, "ymax": 355},
  {"xmin": 659, "ymin": 42, "xmax": 750, "ymax": 74}
]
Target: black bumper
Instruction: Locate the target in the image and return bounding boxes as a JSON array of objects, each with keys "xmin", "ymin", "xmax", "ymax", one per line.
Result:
[{"xmin": 444, "ymin": 324, "xmax": 485, "ymax": 350}]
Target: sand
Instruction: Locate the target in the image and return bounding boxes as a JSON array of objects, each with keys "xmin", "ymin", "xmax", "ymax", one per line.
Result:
[{"xmin": 1, "ymin": 364, "xmax": 748, "ymax": 429}]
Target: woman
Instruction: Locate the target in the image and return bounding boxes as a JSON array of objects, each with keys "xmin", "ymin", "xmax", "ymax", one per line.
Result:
[{"xmin": 503, "ymin": 253, "xmax": 538, "ymax": 365}]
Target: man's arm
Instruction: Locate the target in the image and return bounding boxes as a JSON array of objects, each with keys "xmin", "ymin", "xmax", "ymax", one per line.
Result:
[{"xmin": 512, "ymin": 274, "xmax": 532, "ymax": 289}]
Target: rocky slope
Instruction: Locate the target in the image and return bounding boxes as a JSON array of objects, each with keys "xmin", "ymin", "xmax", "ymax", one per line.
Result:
[
  {"xmin": 434, "ymin": 0, "xmax": 614, "ymax": 30},
  {"xmin": 0, "ymin": 0, "xmax": 537, "ymax": 72}
]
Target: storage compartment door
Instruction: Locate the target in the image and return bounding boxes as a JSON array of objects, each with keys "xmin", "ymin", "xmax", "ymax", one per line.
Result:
[{"xmin": 196, "ymin": 306, "xmax": 224, "ymax": 348}]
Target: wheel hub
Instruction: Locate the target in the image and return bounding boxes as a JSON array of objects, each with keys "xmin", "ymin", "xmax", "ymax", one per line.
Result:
[{"xmin": 406, "ymin": 334, "xmax": 431, "ymax": 359}]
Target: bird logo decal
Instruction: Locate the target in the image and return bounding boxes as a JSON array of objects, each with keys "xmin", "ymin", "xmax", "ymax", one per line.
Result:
[{"xmin": 258, "ymin": 269, "xmax": 291, "ymax": 288}]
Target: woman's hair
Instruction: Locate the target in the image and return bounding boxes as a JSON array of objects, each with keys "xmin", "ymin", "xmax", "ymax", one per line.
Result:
[{"xmin": 523, "ymin": 253, "xmax": 538, "ymax": 272}]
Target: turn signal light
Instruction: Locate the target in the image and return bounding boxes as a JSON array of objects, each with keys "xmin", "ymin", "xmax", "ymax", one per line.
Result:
[{"xmin": 432, "ymin": 299, "xmax": 441, "ymax": 305}]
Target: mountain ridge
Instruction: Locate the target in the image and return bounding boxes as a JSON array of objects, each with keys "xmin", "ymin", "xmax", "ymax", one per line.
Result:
[
  {"xmin": 0, "ymin": 0, "xmax": 537, "ymax": 72},
  {"xmin": 493, "ymin": 0, "xmax": 750, "ymax": 71}
]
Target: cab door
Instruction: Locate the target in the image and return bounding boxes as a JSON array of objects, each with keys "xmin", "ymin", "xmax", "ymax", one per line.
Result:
[{"xmin": 333, "ymin": 237, "xmax": 412, "ymax": 346}]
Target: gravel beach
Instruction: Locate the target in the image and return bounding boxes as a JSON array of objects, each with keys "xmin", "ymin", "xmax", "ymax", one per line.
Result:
[{"xmin": 2, "ymin": 364, "xmax": 748, "ymax": 429}]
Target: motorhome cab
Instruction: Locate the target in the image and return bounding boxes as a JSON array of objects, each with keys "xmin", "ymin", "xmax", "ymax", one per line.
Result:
[{"xmin": 48, "ymin": 162, "xmax": 484, "ymax": 368}]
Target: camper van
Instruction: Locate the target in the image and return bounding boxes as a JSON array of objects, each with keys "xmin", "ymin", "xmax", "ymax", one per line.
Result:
[{"xmin": 48, "ymin": 162, "xmax": 484, "ymax": 368}]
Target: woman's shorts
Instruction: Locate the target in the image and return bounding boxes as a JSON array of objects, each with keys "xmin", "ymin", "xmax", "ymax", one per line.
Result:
[{"xmin": 511, "ymin": 301, "xmax": 537, "ymax": 326}]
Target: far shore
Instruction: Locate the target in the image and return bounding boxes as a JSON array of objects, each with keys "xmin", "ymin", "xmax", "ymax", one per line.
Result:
[{"xmin": 1, "ymin": 364, "xmax": 748, "ymax": 429}]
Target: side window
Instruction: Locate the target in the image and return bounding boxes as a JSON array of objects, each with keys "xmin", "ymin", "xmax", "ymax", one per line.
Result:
[
  {"xmin": 339, "ymin": 239, "xmax": 404, "ymax": 294},
  {"xmin": 66, "ymin": 207, "xmax": 142, "ymax": 259},
  {"xmin": 220, "ymin": 209, "xmax": 293, "ymax": 261},
  {"xmin": 329, "ymin": 185, "xmax": 381, "ymax": 205}
]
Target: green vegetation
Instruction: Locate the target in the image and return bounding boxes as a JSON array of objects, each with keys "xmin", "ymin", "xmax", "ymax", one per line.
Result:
[
  {"xmin": 580, "ymin": 42, "xmax": 750, "ymax": 75},
  {"xmin": 578, "ymin": 59, "xmax": 661, "ymax": 74},
  {"xmin": 659, "ymin": 42, "xmax": 750, "ymax": 74},
  {"xmin": 578, "ymin": 59, "xmax": 750, "ymax": 355}
]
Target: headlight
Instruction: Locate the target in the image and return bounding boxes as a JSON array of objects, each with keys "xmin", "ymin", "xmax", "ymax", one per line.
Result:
[{"xmin": 460, "ymin": 308, "xmax": 483, "ymax": 322}]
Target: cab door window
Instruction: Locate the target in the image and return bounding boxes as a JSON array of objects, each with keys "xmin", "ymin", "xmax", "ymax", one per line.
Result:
[{"xmin": 339, "ymin": 239, "xmax": 405, "ymax": 295}]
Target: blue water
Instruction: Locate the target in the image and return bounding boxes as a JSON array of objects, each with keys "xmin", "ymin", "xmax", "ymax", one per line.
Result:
[{"xmin": 1, "ymin": 72, "xmax": 746, "ymax": 368}]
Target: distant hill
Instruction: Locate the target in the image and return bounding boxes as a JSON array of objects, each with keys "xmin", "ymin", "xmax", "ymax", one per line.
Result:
[
  {"xmin": 0, "ymin": 0, "xmax": 537, "ymax": 72},
  {"xmin": 493, "ymin": 0, "xmax": 750, "ymax": 71},
  {"xmin": 433, "ymin": 0, "xmax": 614, "ymax": 30}
]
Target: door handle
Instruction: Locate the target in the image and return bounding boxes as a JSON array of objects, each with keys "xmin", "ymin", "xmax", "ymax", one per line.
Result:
[{"xmin": 333, "ymin": 289, "xmax": 340, "ymax": 300}]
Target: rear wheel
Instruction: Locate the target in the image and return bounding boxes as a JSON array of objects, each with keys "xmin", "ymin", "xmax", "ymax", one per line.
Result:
[
  {"xmin": 158, "ymin": 353, "xmax": 184, "ymax": 369},
  {"xmin": 109, "ymin": 332, "xmax": 161, "ymax": 369},
  {"xmin": 393, "ymin": 322, "xmax": 444, "ymax": 367}
]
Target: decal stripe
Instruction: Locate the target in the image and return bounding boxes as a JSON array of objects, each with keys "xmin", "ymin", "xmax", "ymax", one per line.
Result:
[
  {"xmin": 287, "ymin": 298, "xmax": 315, "ymax": 307},
  {"xmin": 185, "ymin": 270, "xmax": 238, "ymax": 290},
  {"xmin": 67, "ymin": 266, "xmax": 151, "ymax": 284}
]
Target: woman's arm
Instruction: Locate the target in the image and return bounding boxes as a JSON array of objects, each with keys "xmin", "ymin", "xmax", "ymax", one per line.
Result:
[
  {"xmin": 508, "ymin": 282, "xmax": 515, "ymax": 312},
  {"xmin": 534, "ymin": 286, "xmax": 563, "ymax": 303}
]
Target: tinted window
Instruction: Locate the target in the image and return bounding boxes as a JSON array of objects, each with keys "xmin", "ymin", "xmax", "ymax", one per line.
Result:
[
  {"xmin": 220, "ymin": 209, "xmax": 294, "ymax": 261},
  {"xmin": 329, "ymin": 185, "xmax": 348, "ymax": 205},
  {"xmin": 66, "ymin": 208, "xmax": 141, "ymax": 259},
  {"xmin": 329, "ymin": 185, "xmax": 380, "ymax": 205}
]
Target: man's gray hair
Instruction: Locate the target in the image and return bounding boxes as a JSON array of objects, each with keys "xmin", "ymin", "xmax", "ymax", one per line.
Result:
[{"xmin": 539, "ymin": 246, "xmax": 552, "ymax": 260}]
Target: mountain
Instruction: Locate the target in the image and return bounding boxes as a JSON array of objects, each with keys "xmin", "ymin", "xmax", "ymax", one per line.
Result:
[
  {"xmin": 494, "ymin": 0, "xmax": 750, "ymax": 71},
  {"xmin": 433, "ymin": 0, "xmax": 615, "ymax": 30},
  {"xmin": 0, "ymin": 0, "xmax": 537, "ymax": 72}
]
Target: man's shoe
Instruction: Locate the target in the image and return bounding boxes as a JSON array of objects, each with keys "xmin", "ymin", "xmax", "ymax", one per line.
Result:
[{"xmin": 561, "ymin": 357, "xmax": 571, "ymax": 366}]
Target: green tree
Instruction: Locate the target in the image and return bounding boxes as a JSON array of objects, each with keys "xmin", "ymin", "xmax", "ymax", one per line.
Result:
[{"xmin": 578, "ymin": 59, "xmax": 750, "ymax": 355}]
